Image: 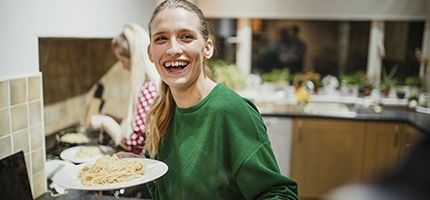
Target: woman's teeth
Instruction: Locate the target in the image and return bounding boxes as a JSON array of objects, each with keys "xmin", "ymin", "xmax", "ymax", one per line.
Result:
[
  {"xmin": 164, "ymin": 61, "xmax": 188, "ymax": 68},
  {"xmin": 164, "ymin": 61, "xmax": 189, "ymax": 73},
  {"xmin": 163, "ymin": 61, "xmax": 189, "ymax": 72}
]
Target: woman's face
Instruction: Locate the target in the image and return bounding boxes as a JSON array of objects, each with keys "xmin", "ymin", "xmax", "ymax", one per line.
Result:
[
  {"xmin": 148, "ymin": 7, "xmax": 213, "ymax": 91},
  {"xmin": 113, "ymin": 47, "xmax": 131, "ymax": 71}
]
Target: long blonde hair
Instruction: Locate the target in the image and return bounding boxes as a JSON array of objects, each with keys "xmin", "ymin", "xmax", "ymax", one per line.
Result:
[
  {"xmin": 145, "ymin": 0, "xmax": 210, "ymax": 158},
  {"xmin": 112, "ymin": 23, "xmax": 160, "ymax": 141}
]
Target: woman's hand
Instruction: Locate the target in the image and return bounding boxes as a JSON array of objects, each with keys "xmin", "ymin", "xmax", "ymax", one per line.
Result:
[
  {"xmin": 89, "ymin": 115, "xmax": 107, "ymax": 130},
  {"xmin": 89, "ymin": 115, "xmax": 122, "ymax": 145},
  {"xmin": 115, "ymin": 151, "xmax": 145, "ymax": 159}
]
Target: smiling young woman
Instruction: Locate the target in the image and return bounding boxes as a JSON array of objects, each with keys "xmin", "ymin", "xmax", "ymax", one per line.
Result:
[
  {"xmin": 147, "ymin": 2, "xmax": 215, "ymax": 107},
  {"xmin": 144, "ymin": 1, "xmax": 299, "ymax": 199}
]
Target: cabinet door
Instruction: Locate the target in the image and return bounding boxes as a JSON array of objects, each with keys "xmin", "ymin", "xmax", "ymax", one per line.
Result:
[
  {"xmin": 399, "ymin": 124, "xmax": 424, "ymax": 165},
  {"xmin": 291, "ymin": 118, "xmax": 365, "ymax": 198},
  {"xmin": 362, "ymin": 122, "xmax": 402, "ymax": 181}
]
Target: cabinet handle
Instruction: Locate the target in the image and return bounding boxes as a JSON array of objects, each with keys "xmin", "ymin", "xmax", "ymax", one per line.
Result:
[
  {"xmin": 394, "ymin": 125, "xmax": 400, "ymax": 147},
  {"xmin": 404, "ymin": 133, "xmax": 411, "ymax": 149},
  {"xmin": 297, "ymin": 120, "xmax": 303, "ymax": 143}
]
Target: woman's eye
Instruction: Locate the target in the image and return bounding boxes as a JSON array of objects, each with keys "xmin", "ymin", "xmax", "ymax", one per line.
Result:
[
  {"xmin": 154, "ymin": 36, "xmax": 167, "ymax": 43},
  {"xmin": 181, "ymin": 35, "xmax": 194, "ymax": 41}
]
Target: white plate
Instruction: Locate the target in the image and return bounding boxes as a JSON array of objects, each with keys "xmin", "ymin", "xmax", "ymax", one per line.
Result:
[
  {"xmin": 60, "ymin": 145, "xmax": 114, "ymax": 164},
  {"xmin": 45, "ymin": 159, "xmax": 75, "ymax": 179},
  {"xmin": 52, "ymin": 158, "xmax": 168, "ymax": 191}
]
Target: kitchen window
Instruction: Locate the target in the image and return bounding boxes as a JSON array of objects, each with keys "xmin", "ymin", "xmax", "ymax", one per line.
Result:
[
  {"xmin": 383, "ymin": 21, "xmax": 424, "ymax": 81},
  {"xmin": 207, "ymin": 18, "xmax": 425, "ymax": 84},
  {"xmin": 250, "ymin": 20, "xmax": 371, "ymax": 77},
  {"xmin": 208, "ymin": 19, "xmax": 238, "ymax": 63}
]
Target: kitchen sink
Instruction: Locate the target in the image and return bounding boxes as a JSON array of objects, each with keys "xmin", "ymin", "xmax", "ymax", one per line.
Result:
[{"xmin": 304, "ymin": 102, "xmax": 357, "ymax": 118}]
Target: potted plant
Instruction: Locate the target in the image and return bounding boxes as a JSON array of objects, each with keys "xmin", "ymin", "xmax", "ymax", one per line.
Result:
[
  {"xmin": 405, "ymin": 76, "xmax": 422, "ymax": 98},
  {"xmin": 207, "ymin": 59, "xmax": 246, "ymax": 91},
  {"xmin": 359, "ymin": 77, "xmax": 374, "ymax": 97},
  {"xmin": 340, "ymin": 72, "xmax": 364, "ymax": 97},
  {"xmin": 381, "ymin": 65, "xmax": 398, "ymax": 97},
  {"xmin": 292, "ymin": 71, "xmax": 321, "ymax": 93},
  {"xmin": 261, "ymin": 68, "xmax": 290, "ymax": 84},
  {"xmin": 405, "ymin": 76, "xmax": 422, "ymax": 87},
  {"xmin": 260, "ymin": 68, "xmax": 290, "ymax": 91},
  {"xmin": 340, "ymin": 72, "xmax": 362, "ymax": 86}
]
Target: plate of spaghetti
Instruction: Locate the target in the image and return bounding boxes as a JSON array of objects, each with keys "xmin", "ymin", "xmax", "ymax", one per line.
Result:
[{"xmin": 52, "ymin": 155, "xmax": 168, "ymax": 190}]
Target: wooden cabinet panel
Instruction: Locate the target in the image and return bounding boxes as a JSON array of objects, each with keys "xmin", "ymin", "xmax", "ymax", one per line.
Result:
[
  {"xmin": 291, "ymin": 118, "xmax": 365, "ymax": 198},
  {"xmin": 399, "ymin": 124, "xmax": 424, "ymax": 165},
  {"xmin": 362, "ymin": 122, "xmax": 402, "ymax": 181},
  {"xmin": 290, "ymin": 118, "xmax": 424, "ymax": 199}
]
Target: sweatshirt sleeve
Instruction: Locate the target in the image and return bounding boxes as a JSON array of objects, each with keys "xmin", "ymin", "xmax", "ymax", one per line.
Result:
[{"xmin": 235, "ymin": 142, "xmax": 299, "ymax": 200}]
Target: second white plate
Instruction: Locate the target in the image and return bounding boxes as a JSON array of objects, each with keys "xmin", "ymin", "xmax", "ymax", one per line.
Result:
[{"xmin": 60, "ymin": 145, "xmax": 114, "ymax": 164}]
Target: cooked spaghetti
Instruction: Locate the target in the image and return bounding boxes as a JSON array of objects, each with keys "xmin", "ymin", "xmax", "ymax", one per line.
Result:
[
  {"xmin": 74, "ymin": 146, "xmax": 104, "ymax": 159},
  {"xmin": 78, "ymin": 155, "xmax": 145, "ymax": 186},
  {"xmin": 60, "ymin": 133, "xmax": 90, "ymax": 144}
]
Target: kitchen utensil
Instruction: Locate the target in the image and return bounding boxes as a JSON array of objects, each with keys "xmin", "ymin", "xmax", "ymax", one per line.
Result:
[{"xmin": 83, "ymin": 82, "xmax": 105, "ymax": 127}]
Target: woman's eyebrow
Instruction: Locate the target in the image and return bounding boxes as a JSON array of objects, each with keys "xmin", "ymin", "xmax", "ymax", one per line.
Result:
[
  {"xmin": 151, "ymin": 28, "xmax": 197, "ymax": 38},
  {"xmin": 178, "ymin": 28, "xmax": 196, "ymax": 34},
  {"xmin": 152, "ymin": 31, "xmax": 166, "ymax": 37}
]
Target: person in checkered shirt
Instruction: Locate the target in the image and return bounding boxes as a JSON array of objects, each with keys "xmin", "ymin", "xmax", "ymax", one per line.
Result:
[{"xmin": 90, "ymin": 23, "xmax": 160, "ymax": 155}]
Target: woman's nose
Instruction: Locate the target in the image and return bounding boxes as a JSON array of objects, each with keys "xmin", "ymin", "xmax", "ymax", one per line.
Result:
[{"xmin": 166, "ymin": 39, "xmax": 182, "ymax": 56}]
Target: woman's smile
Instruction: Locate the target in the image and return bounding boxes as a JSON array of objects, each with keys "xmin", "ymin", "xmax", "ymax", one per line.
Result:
[{"xmin": 163, "ymin": 59, "xmax": 190, "ymax": 74}]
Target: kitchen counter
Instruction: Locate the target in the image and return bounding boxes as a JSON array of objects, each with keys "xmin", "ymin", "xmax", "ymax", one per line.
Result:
[
  {"xmin": 261, "ymin": 106, "xmax": 430, "ymax": 135},
  {"xmin": 36, "ymin": 190, "xmax": 150, "ymax": 200}
]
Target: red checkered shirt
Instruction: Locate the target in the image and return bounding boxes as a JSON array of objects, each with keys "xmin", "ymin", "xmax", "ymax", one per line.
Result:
[{"xmin": 121, "ymin": 81, "xmax": 157, "ymax": 155}]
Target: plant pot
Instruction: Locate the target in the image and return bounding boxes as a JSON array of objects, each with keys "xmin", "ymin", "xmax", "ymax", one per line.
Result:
[{"xmin": 381, "ymin": 89, "xmax": 390, "ymax": 97}]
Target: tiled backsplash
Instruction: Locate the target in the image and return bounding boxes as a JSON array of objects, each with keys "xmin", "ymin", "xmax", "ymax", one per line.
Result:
[{"xmin": 0, "ymin": 73, "xmax": 46, "ymax": 198}]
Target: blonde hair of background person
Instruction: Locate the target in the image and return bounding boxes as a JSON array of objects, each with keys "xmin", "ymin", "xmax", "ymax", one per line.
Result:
[{"xmin": 91, "ymin": 23, "xmax": 160, "ymax": 146}]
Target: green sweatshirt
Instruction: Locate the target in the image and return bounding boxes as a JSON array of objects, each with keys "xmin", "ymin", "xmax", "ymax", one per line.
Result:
[{"xmin": 149, "ymin": 84, "xmax": 298, "ymax": 200}]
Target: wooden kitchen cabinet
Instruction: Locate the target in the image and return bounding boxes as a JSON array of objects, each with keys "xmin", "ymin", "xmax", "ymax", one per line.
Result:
[
  {"xmin": 290, "ymin": 118, "xmax": 424, "ymax": 199},
  {"xmin": 399, "ymin": 124, "xmax": 424, "ymax": 164},
  {"xmin": 362, "ymin": 122, "xmax": 423, "ymax": 181},
  {"xmin": 290, "ymin": 118, "xmax": 366, "ymax": 198},
  {"xmin": 361, "ymin": 122, "xmax": 403, "ymax": 181}
]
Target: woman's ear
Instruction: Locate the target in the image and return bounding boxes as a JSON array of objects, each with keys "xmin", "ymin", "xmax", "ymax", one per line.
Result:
[
  {"xmin": 147, "ymin": 45, "xmax": 154, "ymax": 63},
  {"xmin": 204, "ymin": 39, "xmax": 214, "ymax": 59}
]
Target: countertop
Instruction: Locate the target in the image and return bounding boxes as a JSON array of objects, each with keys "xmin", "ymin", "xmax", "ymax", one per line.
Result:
[
  {"xmin": 36, "ymin": 190, "xmax": 150, "ymax": 200},
  {"xmin": 261, "ymin": 106, "xmax": 430, "ymax": 135},
  {"xmin": 37, "ymin": 180, "xmax": 152, "ymax": 200},
  {"xmin": 36, "ymin": 190, "xmax": 142, "ymax": 200}
]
